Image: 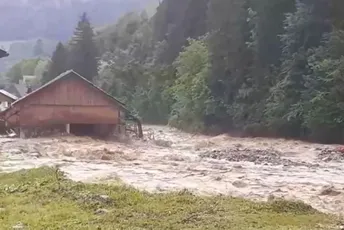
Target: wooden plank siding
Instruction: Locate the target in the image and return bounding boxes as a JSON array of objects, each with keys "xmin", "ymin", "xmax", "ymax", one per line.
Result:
[
  {"xmin": 18, "ymin": 105, "xmax": 119, "ymax": 126},
  {"xmin": 4, "ymin": 73, "xmax": 121, "ymax": 127},
  {"xmin": 17, "ymin": 77, "xmax": 114, "ymax": 106}
]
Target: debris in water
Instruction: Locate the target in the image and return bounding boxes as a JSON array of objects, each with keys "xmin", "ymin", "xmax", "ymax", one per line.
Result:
[
  {"xmin": 318, "ymin": 148, "xmax": 344, "ymax": 162},
  {"xmin": 319, "ymin": 186, "xmax": 341, "ymax": 196},
  {"xmin": 199, "ymin": 148, "xmax": 312, "ymax": 166}
]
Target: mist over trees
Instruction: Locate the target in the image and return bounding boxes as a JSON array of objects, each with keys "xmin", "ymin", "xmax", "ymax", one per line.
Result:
[
  {"xmin": 0, "ymin": 0, "xmax": 153, "ymax": 41},
  {"xmin": 6, "ymin": 13, "xmax": 99, "ymax": 87}
]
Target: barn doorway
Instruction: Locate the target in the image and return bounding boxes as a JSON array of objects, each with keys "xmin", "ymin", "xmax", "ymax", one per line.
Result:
[{"xmin": 70, "ymin": 124, "xmax": 95, "ymax": 136}]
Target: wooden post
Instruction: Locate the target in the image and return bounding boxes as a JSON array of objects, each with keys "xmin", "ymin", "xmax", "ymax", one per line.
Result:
[
  {"xmin": 119, "ymin": 124, "xmax": 125, "ymax": 135},
  {"xmin": 124, "ymin": 111, "xmax": 143, "ymax": 138},
  {"xmin": 20, "ymin": 128, "xmax": 26, "ymax": 138},
  {"xmin": 66, "ymin": 124, "xmax": 70, "ymax": 134},
  {"xmin": 136, "ymin": 118, "xmax": 143, "ymax": 138}
]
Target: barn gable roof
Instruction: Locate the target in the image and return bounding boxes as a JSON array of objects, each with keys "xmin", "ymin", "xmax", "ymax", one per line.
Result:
[
  {"xmin": 0, "ymin": 49, "xmax": 9, "ymax": 58},
  {"xmin": 12, "ymin": 70, "xmax": 127, "ymax": 111},
  {"xmin": 0, "ymin": 89, "xmax": 18, "ymax": 100}
]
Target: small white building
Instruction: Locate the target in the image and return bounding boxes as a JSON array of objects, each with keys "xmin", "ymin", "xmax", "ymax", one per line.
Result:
[{"xmin": 0, "ymin": 89, "xmax": 17, "ymax": 111}]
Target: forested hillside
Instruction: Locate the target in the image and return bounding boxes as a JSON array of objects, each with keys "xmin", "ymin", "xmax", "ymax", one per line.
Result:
[{"xmin": 23, "ymin": 0, "xmax": 344, "ymax": 143}]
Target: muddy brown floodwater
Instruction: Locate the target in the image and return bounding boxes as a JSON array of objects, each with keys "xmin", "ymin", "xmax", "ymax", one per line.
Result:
[{"xmin": 1, "ymin": 125, "xmax": 344, "ymax": 215}]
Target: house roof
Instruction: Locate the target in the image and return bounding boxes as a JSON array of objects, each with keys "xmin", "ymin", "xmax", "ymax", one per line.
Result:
[
  {"xmin": 0, "ymin": 49, "xmax": 9, "ymax": 58},
  {"xmin": 12, "ymin": 70, "xmax": 127, "ymax": 111},
  {"xmin": 5, "ymin": 83, "xmax": 28, "ymax": 98},
  {"xmin": 0, "ymin": 90, "xmax": 18, "ymax": 100}
]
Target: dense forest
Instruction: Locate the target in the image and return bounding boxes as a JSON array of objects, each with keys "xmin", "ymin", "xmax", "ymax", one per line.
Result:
[{"xmin": 6, "ymin": 0, "xmax": 344, "ymax": 143}]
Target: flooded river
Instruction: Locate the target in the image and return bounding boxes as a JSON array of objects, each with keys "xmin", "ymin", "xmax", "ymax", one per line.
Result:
[{"xmin": 1, "ymin": 125, "xmax": 344, "ymax": 214}]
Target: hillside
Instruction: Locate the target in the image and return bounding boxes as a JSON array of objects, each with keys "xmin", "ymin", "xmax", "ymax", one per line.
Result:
[
  {"xmin": 0, "ymin": 0, "xmax": 155, "ymax": 41},
  {"xmin": 0, "ymin": 0, "xmax": 157, "ymax": 73},
  {"xmin": 91, "ymin": 0, "xmax": 344, "ymax": 144},
  {"xmin": 0, "ymin": 39, "xmax": 57, "ymax": 73}
]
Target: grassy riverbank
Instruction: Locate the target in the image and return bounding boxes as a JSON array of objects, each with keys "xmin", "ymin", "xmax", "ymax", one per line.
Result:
[{"xmin": 0, "ymin": 167, "xmax": 338, "ymax": 229}]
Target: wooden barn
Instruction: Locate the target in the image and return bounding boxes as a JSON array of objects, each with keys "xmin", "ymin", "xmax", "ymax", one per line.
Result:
[{"xmin": 0, "ymin": 70, "xmax": 142, "ymax": 138}]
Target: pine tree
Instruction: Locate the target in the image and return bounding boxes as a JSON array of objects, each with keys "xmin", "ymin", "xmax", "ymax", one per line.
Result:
[
  {"xmin": 152, "ymin": 0, "xmax": 208, "ymax": 64},
  {"xmin": 207, "ymin": 0, "xmax": 252, "ymax": 130},
  {"xmin": 33, "ymin": 39, "xmax": 44, "ymax": 57},
  {"xmin": 43, "ymin": 42, "xmax": 67, "ymax": 84},
  {"xmin": 265, "ymin": 0, "xmax": 332, "ymax": 138},
  {"xmin": 69, "ymin": 12, "xmax": 98, "ymax": 81},
  {"xmin": 249, "ymin": 0, "xmax": 295, "ymax": 67}
]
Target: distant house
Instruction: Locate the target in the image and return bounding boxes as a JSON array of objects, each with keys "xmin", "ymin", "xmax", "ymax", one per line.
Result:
[
  {"xmin": 23, "ymin": 75, "xmax": 39, "ymax": 87},
  {"xmin": 0, "ymin": 90, "xmax": 17, "ymax": 111},
  {"xmin": 0, "ymin": 70, "xmax": 143, "ymax": 138},
  {"xmin": 0, "ymin": 49, "xmax": 9, "ymax": 59}
]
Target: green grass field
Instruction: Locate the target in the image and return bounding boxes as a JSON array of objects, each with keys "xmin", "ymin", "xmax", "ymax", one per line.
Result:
[{"xmin": 0, "ymin": 167, "xmax": 339, "ymax": 229}]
